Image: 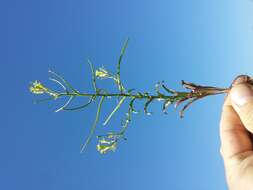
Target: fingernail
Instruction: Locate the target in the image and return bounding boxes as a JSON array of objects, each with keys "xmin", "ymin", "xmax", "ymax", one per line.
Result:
[
  {"xmin": 231, "ymin": 75, "xmax": 250, "ymax": 86},
  {"xmin": 231, "ymin": 84, "xmax": 253, "ymax": 106}
]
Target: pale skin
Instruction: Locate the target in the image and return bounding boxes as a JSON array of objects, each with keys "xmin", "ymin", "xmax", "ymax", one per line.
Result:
[{"xmin": 220, "ymin": 75, "xmax": 253, "ymax": 190}]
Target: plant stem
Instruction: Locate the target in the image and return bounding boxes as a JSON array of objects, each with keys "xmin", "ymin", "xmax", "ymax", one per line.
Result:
[{"xmin": 58, "ymin": 87, "xmax": 229, "ymax": 100}]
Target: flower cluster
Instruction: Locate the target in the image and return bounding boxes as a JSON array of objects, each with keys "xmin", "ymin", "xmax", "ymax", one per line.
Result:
[
  {"xmin": 97, "ymin": 140, "xmax": 117, "ymax": 154},
  {"xmin": 30, "ymin": 81, "xmax": 48, "ymax": 94},
  {"xmin": 30, "ymin": 81, "xmax": 58, "ymax": 99},
  {"xmin": 95, "ymin": 68, "xmax": 111, "ymax": 79}
]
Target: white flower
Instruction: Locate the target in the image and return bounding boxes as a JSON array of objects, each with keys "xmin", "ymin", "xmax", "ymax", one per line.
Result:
[
  {"xmin": 96, "ymin": 142, "xmax": 117, "ymax": 154},
  {"xmin": 29, "ymin": 80, "xmax": 58, "ymax": 99},
  {"xmin": 29, "ymin": 81, "xmax": 48, "ymax": 94},
  {"xmin": 95, "ymin": 68, "xmax": 110, "ymax": 79}
]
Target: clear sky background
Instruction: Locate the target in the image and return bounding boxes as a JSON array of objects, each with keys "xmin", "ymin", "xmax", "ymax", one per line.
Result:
[{"xmin": 3, "ymin": 0, "xmax": 253, "ymax": 189}]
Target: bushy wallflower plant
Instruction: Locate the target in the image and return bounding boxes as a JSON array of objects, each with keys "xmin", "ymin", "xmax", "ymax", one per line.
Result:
[{"xmin": 30, "ymin": 39, "xmax": 234, "ymax": 154}]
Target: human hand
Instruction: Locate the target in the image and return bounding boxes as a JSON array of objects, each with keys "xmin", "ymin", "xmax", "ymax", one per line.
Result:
[{"xmin": 220, "ymin": 75, "xmax": 253, "ymax": 190}]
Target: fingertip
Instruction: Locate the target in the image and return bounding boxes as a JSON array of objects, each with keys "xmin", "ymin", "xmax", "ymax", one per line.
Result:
[{"xmin": 231, "ymin": 75, "xmax": 251, "ymax": 87}]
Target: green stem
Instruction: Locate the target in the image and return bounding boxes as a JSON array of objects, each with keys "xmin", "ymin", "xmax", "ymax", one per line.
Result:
[
  {"xmin": 58, "ymin": 92, "xmax": 172, "ymax": 99},
  {"xmin": 58, "ymin": 88, "xmax": 227, "ymax": 101}
]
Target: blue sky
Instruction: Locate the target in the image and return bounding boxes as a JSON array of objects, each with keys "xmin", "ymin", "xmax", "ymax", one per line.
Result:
[{"xmin": 3, "ymin": 0, "xmax": 253, "ymax": 189}]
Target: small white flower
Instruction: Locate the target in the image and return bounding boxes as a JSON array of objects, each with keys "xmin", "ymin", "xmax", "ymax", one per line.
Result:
[
  {"xmin": 29, "ymin": 80, "xmax": 58, "ymax": 99},
  {"xmin": 30, "ymin": 81, "xmax": 48, "ymax": 94},
  {"xmin": 95, "ymin": 68, "xmax": 110, "ymax": 79},
  {"xmin": 97, "ymin": 142, "xmax": 117, "ymax": 154}
]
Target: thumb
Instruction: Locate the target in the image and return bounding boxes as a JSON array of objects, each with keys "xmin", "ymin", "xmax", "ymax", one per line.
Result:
[{"xmin": 230, "ymin": 83, "xmax": 253, "ymax": 133}]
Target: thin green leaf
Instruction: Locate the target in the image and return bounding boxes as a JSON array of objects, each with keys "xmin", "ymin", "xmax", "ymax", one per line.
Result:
[
  {"xmin": 103, "ymin": 96, "xmax": 127, "ymax": 126},
  {"xmin": 155, "ymin": 82, "xmax": 163, "ymax": 96},
  {"xmin": 162, "ymin": 99, "xmax": 172, "ymax": 114},
  {"xmin": 118, "ymin": 107, "xmax": 133, "ymax": 136},
  {"xmin": 117, "ymin": 38, "xmax": 129, "ymax": 78},
  {"xmin": 80, "ymin": 96, "xmax": 105, "ymax": 153},
  {"xmin": 116, "ymin": 38, "xmax": 129, "ymax": 93},
  {"xmin": 144, "ymin": 98, "xmax": 154, "ymax": 115},
  {"xmin": 127, "ymin": 88, "xmax": 135, "ymax": 93},
  {"xmin": 129, "ymin": 98, "xmax": 138, "ymax": 113},
  {"xmin": 49, "ymin": 78, "xmax": 66, "ymax": 91},
  {"xmin": 48, "ymin": 70, "xmax": 79, "ymax": 94},
  {"xmin": 55, "ymin": 96, "xmax": 74, "ymax": 112},
  {"xmin": 88, "ymin": 59, "xmax": 98, "ymax": 92},
  {"xmin": 63, "ymin": 96, "xmax": 94, "ymax": 111},
  {"xmin": 162, "ymin": 84, "xmax": 176, "ymax": 94}
]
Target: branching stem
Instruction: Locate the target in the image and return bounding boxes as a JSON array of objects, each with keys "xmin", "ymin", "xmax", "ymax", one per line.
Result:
[
  {"xmin": 57, "ymin": 87, "xmax": 228, "ymax": 101},
  {"xmin": 30, "ymin": 38, "xmax": 242, "ymax": 154}
]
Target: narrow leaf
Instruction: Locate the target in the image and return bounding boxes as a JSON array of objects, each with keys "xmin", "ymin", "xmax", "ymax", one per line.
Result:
[
  {"xmin": 117, "ymin": 38, "xmax": 129, "ymax": 78},
  {"xmin": 162, "ymin": 84, "xmax": 176, "ymax": 94},
  {"xmin": 103, "ymin": 96, "xmax": 127, "ymax": 126},
  {"xmin": 144, "ymin": 98, "xmax": 154, "ymax": 115},
  {"xmin": 129, "ymin": 98, "xmax": 138, "ymax": 113},
  {"xmin": 55, "ymin": 96, "xmax": 74, "ymax": 112},
  {"xmin": 49, "ymin": 78, "xmax": 66, "ymax": 90},
  {"xmin": 162, "ymin": 99, "xmax": 172, "ymax": 114},
  {"xmin": 80, "ymin": 96, "xmax": 105, "ymax": 153},
  {"xmin": 49, "ymin": 70, "xmax": 79, "ymax": 94},
  {"xmin": 63, "ymin": 97, "xmax": 94, "ymax": 111},
  {"xmin": 88, "ymin": 59, "xmax": 98, "ymax": 92}
]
